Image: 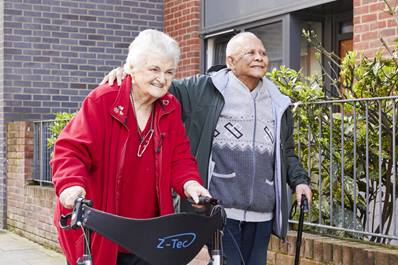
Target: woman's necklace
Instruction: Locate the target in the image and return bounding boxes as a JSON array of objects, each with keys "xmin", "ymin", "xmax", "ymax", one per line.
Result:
[{"xmin": 130, "ymin": 92, "xmax": 154, "ymax": 157}]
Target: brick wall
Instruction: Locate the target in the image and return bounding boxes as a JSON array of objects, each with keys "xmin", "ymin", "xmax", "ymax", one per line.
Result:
[
  {"xmin": 267, "ymin": 232, "xmax": 398, "ymax": 265},
  {"xmin": 3, "ymin": 0, "xmax": 163, "ymax": 121},
  {"xmin": 1, "ymin": 0, "xmax": 164, "ymax": 229},
  {"xmin": 353, "ymin": 0, "xmax": 397, "ymax": 58},
  {"xmin": 6, "ymin": 121, "xmax": 59, "ymax": 249},
  {"xmin": 0, "ymin": 0, "xmax": 6, "ymax": 229},
  {"xmin": 164, "ymin": 0, "xmax": 201, "ymax": 78}
]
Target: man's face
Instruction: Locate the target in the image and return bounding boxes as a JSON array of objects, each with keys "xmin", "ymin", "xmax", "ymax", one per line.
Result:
[{"xmin": 228, "ymin": 36, "xmax": 269, "ymax": 85}]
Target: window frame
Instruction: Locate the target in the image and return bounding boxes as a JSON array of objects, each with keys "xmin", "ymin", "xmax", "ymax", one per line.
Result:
[{"xmin": 201, "ymin": 14, "xmax": 301, "ymax": 73}]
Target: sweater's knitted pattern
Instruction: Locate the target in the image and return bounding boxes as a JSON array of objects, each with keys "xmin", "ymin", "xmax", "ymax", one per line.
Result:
[{"xmin": 209, "ymin": 72, "xmax": 275, "ymax": 213}]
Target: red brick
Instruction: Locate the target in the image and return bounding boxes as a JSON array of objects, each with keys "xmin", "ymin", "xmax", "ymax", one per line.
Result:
[
  {"xmin": 270, "ymin": 235, "xmax": 280, "ymax": 252},
  {"xmin": 389, "ymin": 252, "xmax": 398, "ymax": 265},
  {"xmin": 368, "ymin": 39, "xmax": 382, "ymax": 49},
  {"xmin": 361, "ymin": 14, "xmax": 377, "ymax": 23},
  {"xmin": 375, "ymin": 250, "xmax": 390, "ymax": 265},
  {"xmin": 279, "ymin": 239, "xmax": 288, "ymax": 254},
  {"xmin": 342, "ymin": 244, "xmax": 353, "ymax": 265},
  {"xmin": 378, "ymin": 20, "xmax": 389, "ymax": 28},
  {"xmin": 313, "ymin": 239, "xmax": 323, "ymax": 261},
  {"xmin": 381, "ymin": 28, "xmax": 396, "ymax": 37},
  {"xmin": 300, "ymin": 259, "xmax": 323, "ymax": 265},
  {"xmin": 364, "ymin": 249, "xmax": 376, "ymax": 265},
  {"xmin": 354, "ymin": 41, "xmax": 370, "ymax": 50},
  {"xmin": 164, "ymin": 0, "xmax": 201, "ymax": 78},
  {"xmin": 361, "ymin": 31, "xmax": 378, "ymax": 41},
  {"xmin": 352, "ymin": 247, "xmax": 366, "ymax": 265},
  {"xmin": 387, "ymin": 20, "xmax": 398, "ymax": 27},
  {"xmin": 378, "ymin": 11, "xmax": 394, "ymax": 20},
  {"xmin": 369, "ymin": 22, "xmax": 379, "ymax": 31},
  {"xmin": 287, "ymin": 234, "xmax": 297, "ymax": 256},
  {"xmin": 267, "ymin": 251, "xmax": 277, "ymax": 265},
  {"xmin": 353, "ymin": 0, "xmax": 361, "ymax": 6},
  {"xmin": 304, "ymin": 236, "xmax": 314, "ymax": 259},
  {"xmin": 275, "ymin": 253, "xmax": 294, "ymax": 264},
  {"xmin": 333, "ymin": 244, "xmax": 342, "ymax": 264},
  {"xmin": 322, "ymin": 241, "xmax": 333, "ymax": 262},
  {"xmin": 355, "ymin": 24, "xmax": 370, "ymax": 33},
  {"xmin": 354, "ymin": 5, "xmax": 369, "ymax": 15},
  {"xmin": 368, "ymin": 2, "xmax": 387, "ymax": 11}
]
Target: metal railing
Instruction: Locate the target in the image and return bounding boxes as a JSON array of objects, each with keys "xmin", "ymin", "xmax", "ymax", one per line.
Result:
[
  {"xmin": 33, "ymin": 120, "xmax": 54, "ymax": 185},
  {"xmin": 32, "ymin": 96, "xmax": 398, "ymax": 243},
  {"xmin": 289, "ymin": 96, "xmax": 398, "ymax": 244}
]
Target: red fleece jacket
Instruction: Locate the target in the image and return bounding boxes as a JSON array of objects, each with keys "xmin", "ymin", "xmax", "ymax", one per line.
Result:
[{"xmin": 51, "ymin": 76, "xmax": 202, "ymax": 265}]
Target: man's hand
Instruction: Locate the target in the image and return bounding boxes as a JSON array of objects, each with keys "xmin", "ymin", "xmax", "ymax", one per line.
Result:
[
  {"xmin": 99, "ymin": 65, "xmax": 126, "ymax": 86},
  {"xmin": 183, "ymin": 180, "xmax": 211, "ymax": 204},
  {"xmin": 295, "ymin": 184, "xmax": 312, "ymax": 207},
  {"xmin": 59, "ymin": 186, "xmax": 86, "ymax": 209}
]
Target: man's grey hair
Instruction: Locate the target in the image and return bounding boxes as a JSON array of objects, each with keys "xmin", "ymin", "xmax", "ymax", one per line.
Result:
[
  {"xmin": 124, "ymin": 29, "xmax": 180, "ymax": 74},
  {"xmin": 225, "ymin": 32, "xmax": 261, "ymax": 67}
]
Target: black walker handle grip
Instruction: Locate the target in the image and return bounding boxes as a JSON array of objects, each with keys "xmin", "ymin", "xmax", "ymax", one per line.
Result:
[
  {"xmin": 187, "ymin": 196, "xmax": 222, "ymax": 206},
  {"xmin": 59, "ymin": 197, "xmax": 93, "ymax": 230}
]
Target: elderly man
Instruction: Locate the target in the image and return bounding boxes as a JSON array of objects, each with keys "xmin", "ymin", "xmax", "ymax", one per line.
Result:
[{"xmin": 103, "ymin": 32, "xmax": 312, "ymax": 265}]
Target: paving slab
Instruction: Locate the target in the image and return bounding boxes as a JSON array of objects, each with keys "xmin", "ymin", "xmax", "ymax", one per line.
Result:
[{"xmin": 0, "ymin": 230, "xmax": 66, "ymax": 265}]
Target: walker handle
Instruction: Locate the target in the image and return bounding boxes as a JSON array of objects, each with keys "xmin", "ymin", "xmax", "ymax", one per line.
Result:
[
  {"xmin": 59, "ymin": 197, "xmax": 93, "ymax": 230},
  {"xmin": 188, "ymin": 196, "xmax": 222, "ymax": 206}
]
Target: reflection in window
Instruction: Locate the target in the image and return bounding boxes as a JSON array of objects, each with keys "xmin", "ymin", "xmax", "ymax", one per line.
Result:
[
  {"xmin": 206, "ymin": 34, "xmax": 234, "ymax": 71},
  {"xmin": 213, "ymin": 37, "xmax": 230, "ymax": 66},
  {"xmin": 248, "ymin": 22, "xmax": 283, "ymax": 70},
  {"xmin": 300, "ymin": 21, "xmax": 322, "ymax": 77}
]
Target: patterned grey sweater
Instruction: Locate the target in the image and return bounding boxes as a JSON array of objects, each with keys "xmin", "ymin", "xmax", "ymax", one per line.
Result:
[{"xmin": 208, "ymin": 71, "xmax": 275, "ymax": 221}]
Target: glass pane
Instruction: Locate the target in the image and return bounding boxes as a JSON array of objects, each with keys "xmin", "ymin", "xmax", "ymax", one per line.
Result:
[
  {"xmin": 340, "ymin": 21, "xmax": 353, "ymax": 34},
  {"xmin": 300, "ymin": 21, "xmax": 322, "ymax": 77},
  {"xmin": 339, "ymin": 39, "xmax": 353, "ymax": 59},
  {"xmin": 248, "ymin": 22, "xmax": 283, "ymax": 70},
  {"xmin": 214, "ymin": 39, "xmax": 228, "ymax": 66},
  {"xmin": 207, "ymin": 34, "xmax": 234, "ymax": 71}
]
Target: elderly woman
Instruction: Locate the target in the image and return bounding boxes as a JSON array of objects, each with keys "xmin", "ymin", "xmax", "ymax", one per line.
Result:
[{"xmin": 51, "ymin": 29, "xmax": 210, "ymax": 265}]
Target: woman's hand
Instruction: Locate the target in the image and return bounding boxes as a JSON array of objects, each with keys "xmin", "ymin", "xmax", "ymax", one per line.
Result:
[
  {"xmin": 183, "ymin": 180, "xmax": 211, "ymax": 204},
  {"xmin": 99, "ymin": 65, "xmax": 126, "ymax": 86},
  {"xmin": 59, "ymin": 186, "xmax": 86, "ymax": 209}
]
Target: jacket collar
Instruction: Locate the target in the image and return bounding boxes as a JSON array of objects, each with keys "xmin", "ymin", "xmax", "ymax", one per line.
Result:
[
  {"xmin": 210, "ymin": 68, "xmax": 291, "ymax": 111},
  {"xmin": 110, "ymin": 75, "xmax": 175, "ymax": 125}
]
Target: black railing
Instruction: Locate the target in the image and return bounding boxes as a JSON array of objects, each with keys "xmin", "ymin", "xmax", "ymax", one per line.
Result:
[{"xmin": 33, "ymin": 120, "xmax": 53, "ymax": 184}]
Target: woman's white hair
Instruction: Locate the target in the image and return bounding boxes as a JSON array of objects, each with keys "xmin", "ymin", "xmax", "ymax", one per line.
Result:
[{"xmin": 124, "ymin": 29, "xmax": 180, "ymax": 74}]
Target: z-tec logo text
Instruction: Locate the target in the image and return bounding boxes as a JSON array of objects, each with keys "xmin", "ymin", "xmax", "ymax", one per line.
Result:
[{"xmin": 156, "ymin": 233, "xmax": 196, "ymax": 249}]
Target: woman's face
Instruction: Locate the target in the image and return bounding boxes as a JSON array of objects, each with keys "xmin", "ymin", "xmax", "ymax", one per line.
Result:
[{"xmin": 131, "ymin": 53, "xmax": 176, "ymax": 100}]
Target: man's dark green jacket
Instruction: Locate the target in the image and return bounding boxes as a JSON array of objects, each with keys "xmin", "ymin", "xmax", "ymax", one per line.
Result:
[{"xmin": 170, "ymin": 69, "xmax": 309, "ymax": 239}]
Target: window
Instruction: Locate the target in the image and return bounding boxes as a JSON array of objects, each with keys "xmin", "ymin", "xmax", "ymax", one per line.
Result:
[
  {"xmin": 205, "ymin": 22, "xmax": 284, "ymax": 72},
  {"xmin": 300, "ymin": 21, "xmax": 323, "ymax": 77},
  {"xmin": 337, "ymin": 20, "xmax": 353, "ymax": 60},
  {"xmin": 248, "ymin": 22, "xmax": 283, "ymax": 70},
  {"xmin": 205, "ymin": 33, "xmax": 234, "ymax": 72}
]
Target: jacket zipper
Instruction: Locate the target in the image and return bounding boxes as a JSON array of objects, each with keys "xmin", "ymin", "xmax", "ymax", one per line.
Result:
[{"xmin": 249, "ymin": 98, "xmax": 257, "ymax": 206}]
